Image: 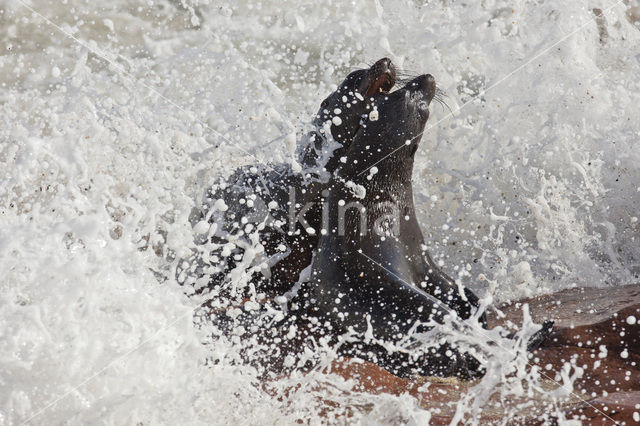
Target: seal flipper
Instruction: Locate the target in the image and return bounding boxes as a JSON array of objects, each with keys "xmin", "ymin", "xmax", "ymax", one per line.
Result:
[
  {"xmin": 369, "ymin": 272, "xmax": 486, "ymax": 379},
  {"xmin": 462, "ymin": 287, "xmax": 488, "ymax": 329},
  {"xmin": 420, "ymin": 251, "xmax": 488, "ymax": 328},
  {"xmin": 306, "ymin": 253, "xmax": 485, "ymax": 379},
  {"xmin": 526, "ymin": 320, "xmax": 554, "ymax": 352}
]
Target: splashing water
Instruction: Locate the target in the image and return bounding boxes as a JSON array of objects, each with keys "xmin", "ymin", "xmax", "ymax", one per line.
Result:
[{"xmin": 1, "ymin": 0, "xmax": 639, "ymax": 424}]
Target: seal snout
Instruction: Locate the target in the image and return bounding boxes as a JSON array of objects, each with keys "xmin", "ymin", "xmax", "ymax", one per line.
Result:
[
  {"xmin": 364, "ymin": 57, "xmax": 397, "ymax": 96},
  {"xmin": 413, "ymin": 74, "xmax": 436, "ymax": 96},
  {"xmin": 410, "ymin": 74, "xmax": 436, "ymax": 103}
]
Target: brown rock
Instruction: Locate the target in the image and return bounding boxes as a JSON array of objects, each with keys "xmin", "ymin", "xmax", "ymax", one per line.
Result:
[
  {"xmin": 322, "ymin": 284, "xmax": 640, "ymax": 423},
  {"xmin": 264, "ymin": 284, "xmax": 640, "ymax": 422},
  {"xmin": 565, "ymin": 391, "xmax": 640, "ymax": 424},
  {"xmin": 490, "ymin": 283, "xmax": 640, "ymax": 423}
]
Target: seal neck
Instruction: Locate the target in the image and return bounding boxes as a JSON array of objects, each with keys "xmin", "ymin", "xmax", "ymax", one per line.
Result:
[{"xmin": 337, "ymin": 141, "xmax": 418, "ymax": 188}]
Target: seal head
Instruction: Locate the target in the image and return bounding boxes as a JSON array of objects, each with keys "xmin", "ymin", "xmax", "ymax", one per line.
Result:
[{"xmin": 299, "ymin": 58, "xmax": 397, "ymax": 177}]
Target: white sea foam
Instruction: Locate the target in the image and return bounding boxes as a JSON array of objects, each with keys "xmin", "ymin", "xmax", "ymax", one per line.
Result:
[{"xmin": 1, "ymin": 0, "xmax": 639, "ymax": 424}]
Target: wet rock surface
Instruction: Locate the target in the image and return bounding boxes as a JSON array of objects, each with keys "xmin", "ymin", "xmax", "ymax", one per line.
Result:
[
  {"xmin": 327, "ymin": 283, "xmax": 640, "ymax": 424},
  {"xmin": 493, "ymin": 283, "xmax": 640, "ymax": 424},
  {"xmin": 492, "ymin": 285, "xmax": 640, "ymax": 391}
]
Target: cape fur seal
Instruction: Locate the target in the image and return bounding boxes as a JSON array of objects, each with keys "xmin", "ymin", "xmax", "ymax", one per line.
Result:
[
  {"xmin": 296, "ymin": 74, "xmax": 487, "ymax": 378},
  {"xmin": 180, "ymin": 62, "xmax": 552, "ymax": 379},
  {"xmin": 180, "ymin": 58, "xmax": 397, "ymax": 298},
  {"xmin": 296, "ymin": 73, "xmax": 552, "ymax": 378}
]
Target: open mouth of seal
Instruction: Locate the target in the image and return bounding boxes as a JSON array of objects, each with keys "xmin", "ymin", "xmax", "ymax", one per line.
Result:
[{"xmin": 362, "ymin": 58, "xmax": 397, "ymax": 97}]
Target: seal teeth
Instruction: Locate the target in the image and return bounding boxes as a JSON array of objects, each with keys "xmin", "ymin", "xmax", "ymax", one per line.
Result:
[
  {"xmin": 363, "ymin": 58, "xmax": 397, "ymax": 96},
  {"xmin": 366, "ymin": 74, "xmax": 394, "ymax": 96}
]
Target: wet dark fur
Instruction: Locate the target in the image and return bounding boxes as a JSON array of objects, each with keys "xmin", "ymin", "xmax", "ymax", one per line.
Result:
[{"xmin": 300, "ymin": 74, "xmax": 486, "ymax": 379}]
